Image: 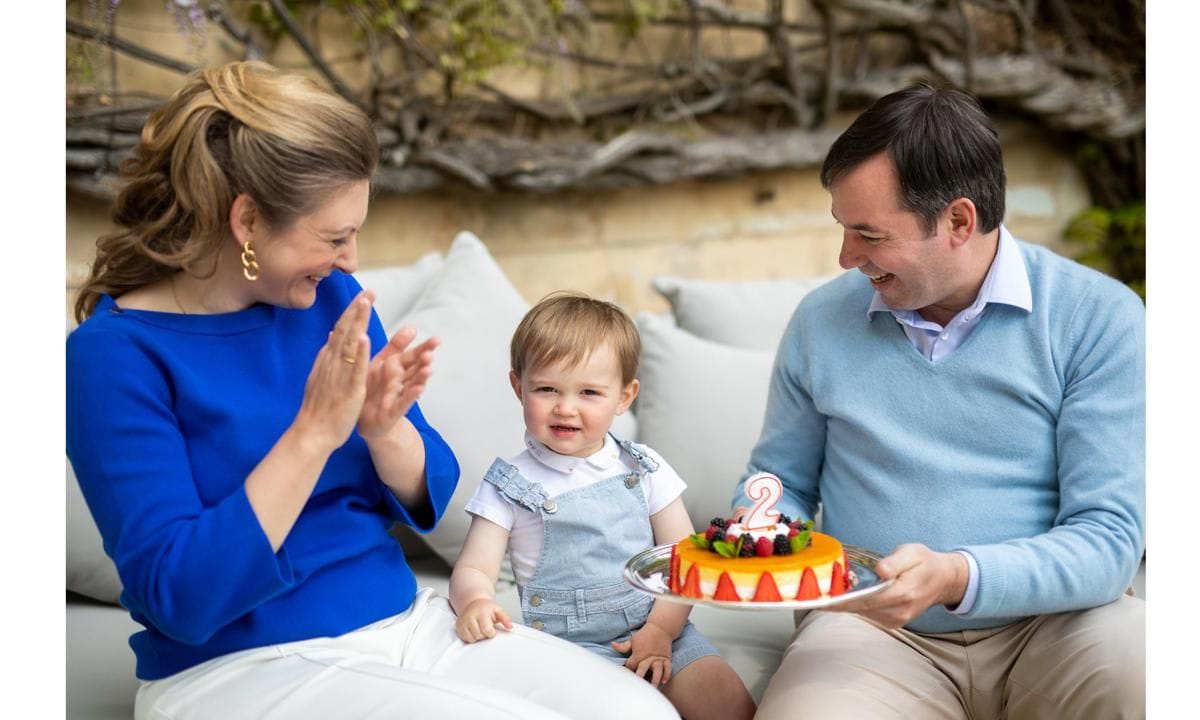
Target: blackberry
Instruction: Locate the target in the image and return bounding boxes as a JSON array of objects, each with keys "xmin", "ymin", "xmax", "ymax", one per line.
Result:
[
  {"xmin": 709, "ymin": 517, "xmax": 728, "ymax": 529},
  {"xmin": 773, "ymin": 535, "xmax": 791, "ymax": 555},
  {"xmin": 712, "ymin": 528, "xmax": 726, "ymax": 543},
  {"xmin": 777, "ymin": 514, "xmax": 792, "ymax": 526},
  {"xmin": 739, "ymin": 537, "xmax": 757, "ymax": 557}
]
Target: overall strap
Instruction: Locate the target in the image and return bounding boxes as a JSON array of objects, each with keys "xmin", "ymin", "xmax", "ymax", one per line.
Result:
[
  {"xmin": 482, "ymin": 458, "xmax": 550, "ymax": 513},
  {"xmin": 609, "ymin": 433, "xmax": 660, "ymax": 474}
]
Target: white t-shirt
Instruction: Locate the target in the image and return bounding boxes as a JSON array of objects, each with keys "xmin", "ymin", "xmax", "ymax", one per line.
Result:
[{"xmin": 464, "ymin": 432, "xmax": 687, "ymax": 586}]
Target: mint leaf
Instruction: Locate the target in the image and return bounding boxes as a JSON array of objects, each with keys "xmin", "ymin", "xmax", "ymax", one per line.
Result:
[
  {"xmin": 790, "ymin": 530, "xmax": 812, "ymax": 553},
  {"xmin": 713, "ymin": 539, "xmax": 737, "ymax": 558},
  {"xmin": 689, "ymin": 533, "xmax": 711, "ymax": 550}
]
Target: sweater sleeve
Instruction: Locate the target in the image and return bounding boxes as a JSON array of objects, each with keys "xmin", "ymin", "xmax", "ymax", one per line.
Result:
[
  {"xmin": 66, "ymin": 327, "xmax": 295, "ymax": 646},
  {"xmin": 733, "ymin": 307, "xmax": 825, "ymax": 523},
  {"xmin": 959, "ymin": 281, "xmax": 1146, "ymax": 619},
  {"xmin": 377, "ymin": 400, "xmax": 460, "ymax": 531}
]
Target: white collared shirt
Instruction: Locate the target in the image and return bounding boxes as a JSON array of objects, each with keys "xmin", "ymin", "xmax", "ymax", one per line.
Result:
[
  {"xmin": 464, "ymin": 432, "xmax": 686, "ymax": 585},
  {"xmin": 867, "ymin": 225, "xmax": 1034, "ymax": 362}
]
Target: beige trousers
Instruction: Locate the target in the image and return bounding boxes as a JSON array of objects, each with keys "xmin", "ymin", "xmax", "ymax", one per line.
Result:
[{"xmin": 755, "ymin": 595, "xmax": 1144, "ymax": 720}]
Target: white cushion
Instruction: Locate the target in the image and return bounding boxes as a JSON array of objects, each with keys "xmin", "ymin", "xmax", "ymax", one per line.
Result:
[
  {"xmin": 66, "ymin": 459, "xmax": 123, "ymax": 605},
  {"xmin": 633, "ymin": 312, "xmax": 773, "ymax": 529},
  {"xmin": 652, "ymin": 275, "xmax": 833, "ymax": 351},
  {"xmin": 354, "ymin": 251, "xmax": 445, "ymax": 329},
  {"xmin": 392, "ymin": 231, "xmax": 636, "ymax": 567}
]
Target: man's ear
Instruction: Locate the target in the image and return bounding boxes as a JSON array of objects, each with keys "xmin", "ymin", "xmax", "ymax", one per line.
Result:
[
  {"xmin": 509, "ymin": 370, "xmax": 523, "ymax": 402},
  {"xmin": 944, "ymin": 197, "xmax": 977, "ymax": 248},
  {"xmin": 616, "ymin": 378, "xmax": 640, "ymax": 415},
  {"xmin": 229, "ymin": 193, "xmax": 260, "ymax": 248}
]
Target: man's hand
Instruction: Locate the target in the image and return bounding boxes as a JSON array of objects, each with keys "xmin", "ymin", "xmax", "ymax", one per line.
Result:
[
  {"xmin": 828, "ymin": 543, "xmax": 968, "ymax": 628},
  {"xmin": 611, "ymin": 622, "xmax": 674, "ymax": 687},
  {"xmin": 454, "ymin": 598, "xmax": 513, "ymax": 643}
]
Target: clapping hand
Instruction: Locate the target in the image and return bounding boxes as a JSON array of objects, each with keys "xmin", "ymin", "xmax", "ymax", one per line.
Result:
[
  {"xmin": 357, "ymin": 324, "xmax": 438, "ymax": 440},
  {"xmin": 295, "ymin": 290, "xmax": 374, "ymax": 453}
]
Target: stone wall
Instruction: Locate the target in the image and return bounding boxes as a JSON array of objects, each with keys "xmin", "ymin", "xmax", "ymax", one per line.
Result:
[{"xmin": 67, "ymin": 122, "xmax": 1088, "ymax": 318}]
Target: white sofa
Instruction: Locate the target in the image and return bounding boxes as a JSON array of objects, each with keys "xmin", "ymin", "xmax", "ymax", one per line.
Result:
[
  {"xmin": 65, "ymin": 231, "xmax": 1146, "ymax": 718},
  {"xmin": 67, "ymin": 232, "xmax": 834, "ymax": 718}
]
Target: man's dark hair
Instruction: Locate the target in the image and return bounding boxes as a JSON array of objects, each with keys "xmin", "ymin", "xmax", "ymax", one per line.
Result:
[{"xmin": 820, "ymin": 83, "xmax": 1006, "ymax": 234}]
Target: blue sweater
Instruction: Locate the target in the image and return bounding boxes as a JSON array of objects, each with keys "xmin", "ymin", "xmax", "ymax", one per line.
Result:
[
  {"xmin": 66, "ymin": 272, "xmax": 459, "ymax": 680},
  {"xmin": 735, "ymin": 241, "xmax": 1145, "ymax": 633}
]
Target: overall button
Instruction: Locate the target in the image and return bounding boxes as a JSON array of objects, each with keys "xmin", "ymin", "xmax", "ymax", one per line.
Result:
[
  {"xmin": 542, "ymin": 499, "xmax": 558, "ymax": 513},
  {"xmin": 531, "ymin": 619, "xmax": 546, "ymax": 631},
  {"xmin": 530, "ymin": 595, "xmax": 543, "ymax": 606},
  {"xmin": 625, "ymin": 476, "xmax": 639, "ymax": 489}
]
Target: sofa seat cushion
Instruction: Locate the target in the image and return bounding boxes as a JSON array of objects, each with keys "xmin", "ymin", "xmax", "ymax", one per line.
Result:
[{"xmin": 65, "ymin": 597, "xmax": 140, "ymax": 720}]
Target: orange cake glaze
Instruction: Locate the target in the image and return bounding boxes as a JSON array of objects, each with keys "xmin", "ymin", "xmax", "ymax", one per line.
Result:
[{"xmin": 671, "ymin": 531, "xmax": 849, "ymax": 602}]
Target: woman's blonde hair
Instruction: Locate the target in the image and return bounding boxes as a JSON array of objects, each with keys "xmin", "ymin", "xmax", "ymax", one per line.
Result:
[
  {"xmin": 510, "ymin": 291, "xmax": 641, "ymax": 385},
  {"xmin": 73, "ymin": 60, "xmax": 379, "ymax": 322}
]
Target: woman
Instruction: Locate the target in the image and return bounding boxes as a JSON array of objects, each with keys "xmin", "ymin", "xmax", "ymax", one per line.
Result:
[{"xmin": 66, "ymin": 61, "xmax": 678, "ymax": 720}]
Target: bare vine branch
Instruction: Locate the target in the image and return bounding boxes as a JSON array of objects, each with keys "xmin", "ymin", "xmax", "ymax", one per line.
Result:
[
  {"xmin": 66, "ymin": 19, "xmax": 197, "ymax": 74},
  {"xmin": 264, "ymin": 0, "xmax": 366, "ymax": 112},
  {"xmin": 65, "ymin": 0, "xmax": 1143, "ymax": 202}
]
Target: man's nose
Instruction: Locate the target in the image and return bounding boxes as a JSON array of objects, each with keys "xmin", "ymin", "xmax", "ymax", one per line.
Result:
[{"xmin": 838, "ymin": 231, "xmax": 865, "ymax": 270}]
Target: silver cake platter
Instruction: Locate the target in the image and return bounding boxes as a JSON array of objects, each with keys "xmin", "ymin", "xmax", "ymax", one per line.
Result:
[{"xmin": 623, "ymin": 543, "xmax": 893, "ymax": 611}]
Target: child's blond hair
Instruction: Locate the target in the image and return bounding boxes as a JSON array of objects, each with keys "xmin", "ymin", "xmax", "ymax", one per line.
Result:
[{"xmin": 510, "ymin": 291, "xmax": 640, "ymax": 385}]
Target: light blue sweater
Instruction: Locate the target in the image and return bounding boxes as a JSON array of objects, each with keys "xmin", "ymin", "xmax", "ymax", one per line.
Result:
[{"xmin": 734, "ymin": 240, "xmax": 1145, "ymax": 633}]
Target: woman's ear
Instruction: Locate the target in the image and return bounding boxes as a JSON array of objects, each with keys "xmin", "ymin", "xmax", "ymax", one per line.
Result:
[
  {"xmin": 616, "ymin": 378, "xmax": 640, "ymax": 415},
  {"xmin": 229, "ymin": 193, "xmax": 260, "ymax": 247}
]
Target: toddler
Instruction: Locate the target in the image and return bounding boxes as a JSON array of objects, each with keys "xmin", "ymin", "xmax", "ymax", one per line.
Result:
[{"xmin": 450, "ymin": 292, "xmax": 755, "ymax": 720}]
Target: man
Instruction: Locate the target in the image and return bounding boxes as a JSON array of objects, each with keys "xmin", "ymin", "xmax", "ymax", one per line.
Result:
[{"xmin": 735, "ymin": 84, "xmax": 1145, "ymax": 719}]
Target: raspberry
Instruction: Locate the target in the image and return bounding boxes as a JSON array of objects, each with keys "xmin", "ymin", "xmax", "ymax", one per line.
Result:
[
  {"xmin": 739, "ymin": 537, "xmax": 757, "ymax": 557},
  {"xmin": 709, "ymin": 517, "xmax": 728, "ymax": 529},
  {"xmin": 774, "ymin": 535, "xmax": 791, "ymax": 555},
  {"xmin": 705, "ymin": 525, "xmax": 720, "ymax": 542},
  {"xmin": 788, "ymin": 527, "xmax": 799, "ymax": 538},
  {"xmin": 755, "ymin": 536, "xmax": 774, "ymax": 557}
]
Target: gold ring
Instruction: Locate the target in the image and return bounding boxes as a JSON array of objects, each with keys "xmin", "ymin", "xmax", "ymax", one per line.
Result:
[{"xmin": 342, "ymin": 356, "xmax": 356, "ymax": 364}]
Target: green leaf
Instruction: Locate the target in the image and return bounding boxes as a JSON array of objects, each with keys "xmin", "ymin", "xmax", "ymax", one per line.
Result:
[
  {"xmin": 688, "ymin": 533, "xmax": 710, "ymax": 550},
  {"xmin": 712, "ymin": 539, "xmax": 736, "ymax": 558},
  {"xmin": 790, "ymin": 531, "xmax": 811, "ymax": 553}
]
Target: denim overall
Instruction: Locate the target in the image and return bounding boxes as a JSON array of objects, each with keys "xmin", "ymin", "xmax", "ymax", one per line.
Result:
[{"xmin": 482, "ymin": 434, "xmax": 716, "ymax": 677}]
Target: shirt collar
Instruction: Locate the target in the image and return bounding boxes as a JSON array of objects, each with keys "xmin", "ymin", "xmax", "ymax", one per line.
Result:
[
  {"xmin": 866, "ymin": 224, "xmax": 1032, "ymax": 321},
  {"xmin": 523, "ymin": 431, "xmax": 624, "ymax": 474}
]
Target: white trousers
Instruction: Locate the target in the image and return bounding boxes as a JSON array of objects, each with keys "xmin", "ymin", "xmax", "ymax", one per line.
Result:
[{"xmin": 135, "ymin": 588, "xmax": 680, "ymax": 720}]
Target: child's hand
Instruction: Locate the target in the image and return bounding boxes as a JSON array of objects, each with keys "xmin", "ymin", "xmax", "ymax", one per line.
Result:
[
  {"xmin": 455, "ymin": 598, "xmax": 513, "ymax": 643},
  {"xmin": 611, "ymin": 623, "xmax": 674, "ymax": 688}
]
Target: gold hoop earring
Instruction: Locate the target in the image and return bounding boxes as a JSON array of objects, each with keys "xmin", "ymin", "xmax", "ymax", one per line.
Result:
[{"xmin": 241, "ymin": 241, "xmax": 260, "ymax": 282}]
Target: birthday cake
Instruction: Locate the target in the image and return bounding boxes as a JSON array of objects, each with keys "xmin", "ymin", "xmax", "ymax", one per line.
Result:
[{"xmin": 669, "ymin": 474, "xmax": 851, "ymax": 602}]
